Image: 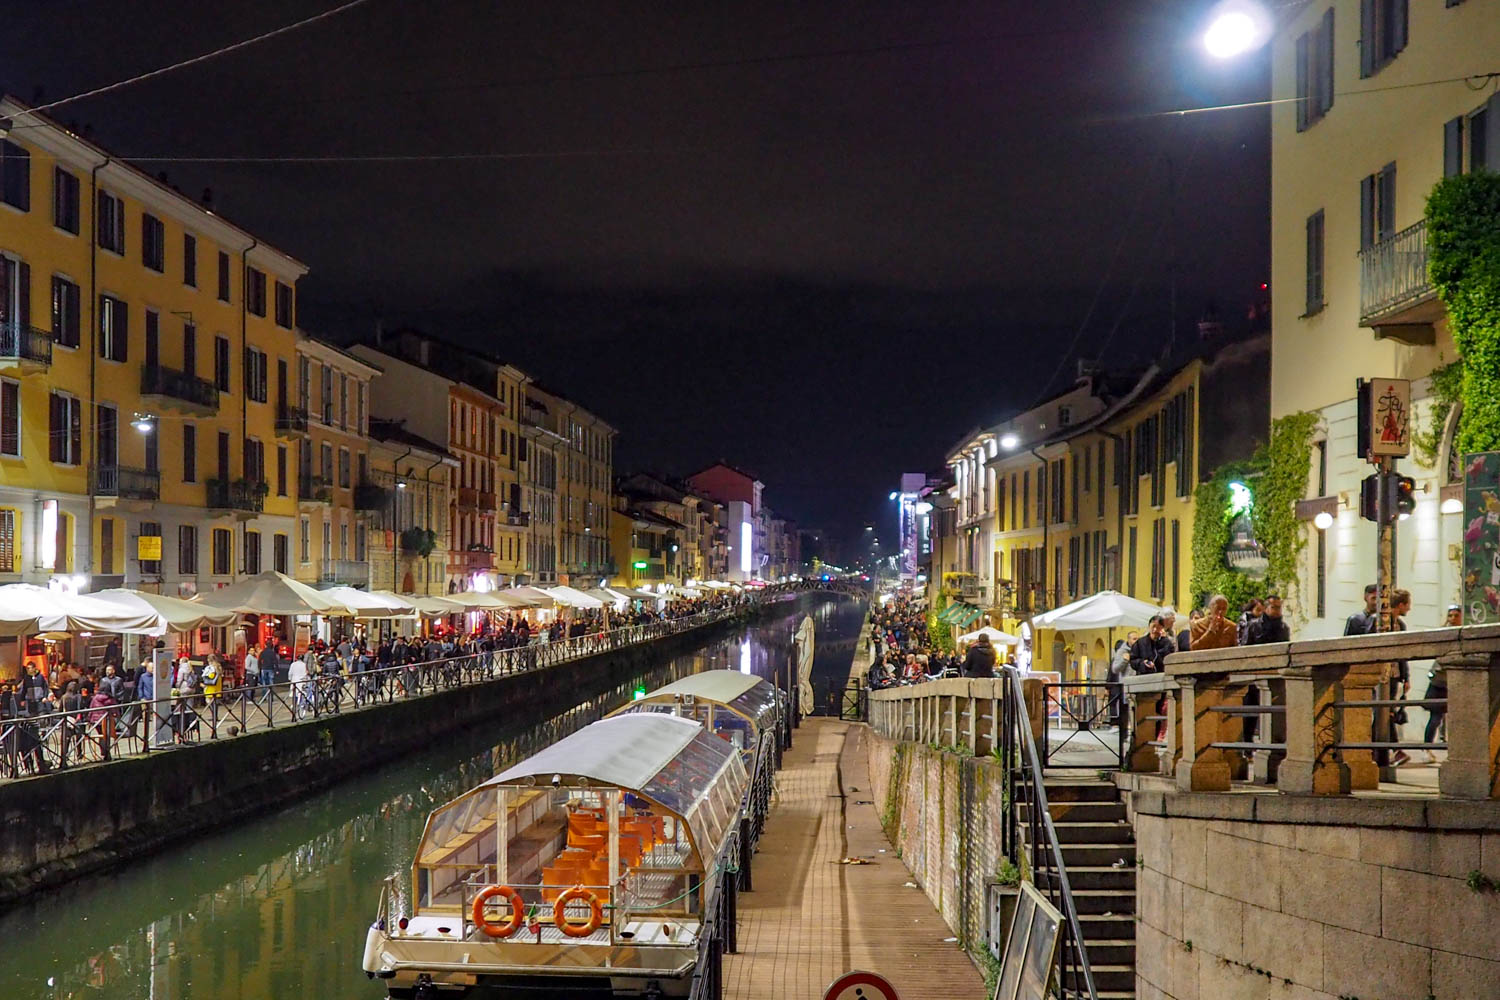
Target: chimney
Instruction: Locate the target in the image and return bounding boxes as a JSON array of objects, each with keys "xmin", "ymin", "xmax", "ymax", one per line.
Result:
[{"xmin": 201, "ymin": 187, "xmax": 213, "ymax": 208}]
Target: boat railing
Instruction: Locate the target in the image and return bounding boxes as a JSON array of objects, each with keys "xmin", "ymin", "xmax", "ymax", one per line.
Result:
[{"xmin": 459, "ymin": 875, "xmax": 619, "ymax": 945}]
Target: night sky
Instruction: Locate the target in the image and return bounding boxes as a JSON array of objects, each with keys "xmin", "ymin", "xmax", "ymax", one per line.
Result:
[{"xmin": 3, "ymin": 0, "xmax": 1270, "ymax": 562}]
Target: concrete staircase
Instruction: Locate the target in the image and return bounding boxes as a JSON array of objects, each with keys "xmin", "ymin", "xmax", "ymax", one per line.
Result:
[{"xmin": 1019, "ymin": 777, "xmax": 1136, "ymax": 999}]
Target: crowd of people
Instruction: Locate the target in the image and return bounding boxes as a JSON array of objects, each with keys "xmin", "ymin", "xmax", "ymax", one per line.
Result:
[
  {"xmin": 0, "ymin": 592, "xmax": 748, "ymax": 774},
  {"xmin": 862, "ymin": 593, "xmax": 1012, "ymax": 688}
]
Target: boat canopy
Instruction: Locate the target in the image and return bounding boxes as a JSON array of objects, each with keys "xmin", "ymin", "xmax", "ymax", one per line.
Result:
[{"xmin": 612, "ymin": 670, "xmax": 779, "ymax": 743}]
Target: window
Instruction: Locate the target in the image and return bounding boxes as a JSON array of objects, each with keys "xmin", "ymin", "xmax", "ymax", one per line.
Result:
[
  {"xmin": 297, "ymin": 356, "xmax": 310, "ymax": 410},
  {"xmin": 1300, "ymin": 208, "xmax": 1325, "ymax": 316},
  {"xmin": 182, "ymin": 323, "xmax": 197, "ymax": 376},
  {"xmin": 245, "ymin": 529, "xmax": 261, "ymax": 575},
  {"xmin": 338, "ymin": 447, "xmax": 351, "ymax": 488},
  {"xmin": 0, "ymin": 378, "xmax": 18, "ymax": 457},
  {"xmin": 1171, "ymin": 519, "xmax": 1181, "ymax": 610},
  {"xmin": 322, "ymin": 520, "xmax": 332, "ymax": 564},
  {"xmin": 183, "ymin": 233, "xmax": 197, "ymax": 286},
  {"xmin": 1359, "ymin": 0, "xmax": 1407, "ymax": 78},
  {"xmin": 98, "ymin": 190, "xmax": 125, "ymax": 253},
  {"xmin": 217, "ymin": 251, "xmax": 230, "ymax": 301},
  {"xmin": 273, "ymin": 533, "xmax": 289, "ymax": 574},
  {"xmin": 1058, "ymin": 406, "xmax": 1071, "ymax": 427},
  {"xmin": 212, "ymin": 528, "xmax": 232, "ymax": 576},
  {"xmin": 0, "ymin": 140, "xmax": 29, "ymax": 211},
  {"xmin": 244, "ymin": 437, "xmax": 265, "ymax": 484},
  {"xmin": 51, "ymin": 276, "xmax": 80, "ymax": 347},
  {"xmin": 53, "ymin": 168, "xmax": 79, "ymax": 233},
  {"xmin": 245, "ymin": 267, "xmax": 267, "ymax": 316},
  {"xmin": 340, "ymin": 523, "xmax": 349, "ymax": 559},
  {"xmin": 1444, "ymin": 96, "xmax": 1499, "ymax": 177},
  {"xmin": 320, "ymin": 365, "xmax": 333, "ymax": 423},
  {"xmin": 183, "ymin": 424, "xmax": 196, "ymax": 482},
  {"xmin": 98, "ymin": 294, "xmax": 128, "ymax": 361},
  {"xmin": 1127, "ymin": 526, "xmax": 1138, "ymax": 597},
  {"xmin": 48, "ymin": 392, "xmax": 81, "ymax": 464},
  {"xmin": 300, "ymin": 517, "xmax": 310, "ymax": 564},
  {"xmin": 339, "ymin": 374, "xmax": 348, "ymax": 428},
  {"xmin": 244, "ymin": 347, "xmax": 268, "ymax": 402},
  {"xmin": 277, "ymin": 444, "xmax": 288, "ymax": 496},
  {"xmin": 274, "ymin": 281, "xmax": 293, "ymax": 328},
  {"xmin": 214, "ymin": 335, "xmax": 231, "ymax": 391},
  {"xmin": 321, "ymin": 442, "xmax": 334, "ymax": 483},
  {"xmin": 357, "ymin": 383, "xmax": 367, "ymax": 434},
  {"xmin": 1295, "ymin": 9, "xmax": 1335, "ymax": 131},
  {"xmin": 1359, "ymin": 163, "xmax": 1396, "ymax": 249},
  {"xmin": 179, "ymin": 525, "xmax": 198, "ymax": 575},
  {"xmin": 139, "ymin": 521, "xmax": 162, "ymax": 576},
  {"xmin": 1096, "ymin": 446, "xmax": 1106, "ymax": 518},
  {"xmin": 142, "ymin": 213, "xmax": 165, "ymax": 271}
]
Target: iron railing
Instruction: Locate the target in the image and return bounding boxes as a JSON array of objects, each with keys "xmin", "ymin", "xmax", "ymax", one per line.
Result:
[
  {"xmin": 1000, "ymin": 667, "xmax": 1099, "ymax": 1000},
  {"xmin": 1358, "ymin": 218, "xmax": 1433, "ymax": 324},
  {"xmin": 91, "ymin": 464, "xmax": 161, "ymax": 501},
  {"xmin": 0, "ymin": 322, "xmax": 53, "ymax": 365},
  {"xmin": 297, "ymin": 475, "xmax": 332, "ymax": 503},
  {"xmin": 141, "ymin": 363, "xmax": 219, "ymax": 410},
  {"xmin": 275, "ymin": 406, "xmax": 309, "ymax": 435},
  {"xmin": 317, "ymin": 559, "xmax": 369, "ymax": 587},
  {"xmin": 206, "ymin": 478, "xmax": 267, "ymax": 513},
  {"xmin": 1041, "ymin": 681, "xmax": 1125, "ymax": 770},
  {"xmin": 353, "ymin": 481, "xmax": 388, "ymax": 511}
]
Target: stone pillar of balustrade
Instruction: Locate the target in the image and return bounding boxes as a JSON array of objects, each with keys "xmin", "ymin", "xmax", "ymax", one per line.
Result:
[{"xmin": 1438, "ymin": 649, "xmax": 1500, "ymax": 800}]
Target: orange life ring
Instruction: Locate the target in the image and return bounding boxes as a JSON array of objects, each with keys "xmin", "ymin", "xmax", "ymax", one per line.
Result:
[
  {"xmin": 472, "ymin": 884, "xmax": 526, "ymax": 938},
  {"xmin": 553, "ymin": 885, "xmax": 604, "ymax": 937}
]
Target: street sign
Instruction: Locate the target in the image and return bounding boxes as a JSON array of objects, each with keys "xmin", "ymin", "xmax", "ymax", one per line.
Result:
[
  {"xmin": 1356, "ymin": 377, "xmax": 1412, "ymax": 459},
  {"xmin": 823, "ymin": 970, "xmax": 900, "ymax": 1000},
  {"xmin": 137, "ymin": 535, "xmax": 162, "ymax": 561}
]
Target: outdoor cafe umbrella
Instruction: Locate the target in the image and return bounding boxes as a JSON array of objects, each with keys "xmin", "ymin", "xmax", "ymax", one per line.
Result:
[
  {"xmin": 193, "ymin": 571, "xmax": 355, "ymax": 617},
  {"xmin": 546, "ymin": 585, "xmax": 605, "ymax": 609},
  {"xmin": 91, "ymin": 588, "xmax": 241, "ymax": 632},
  {"xmin": 1028, "ymin": 590, "xmax": 1167, "ymax": 631},
  {"xmin": 319, "ymin": 586, "xmax": 416, "ymax": 618},
  {"xmin": 957, "ymin": 624, "xmax": 1021, "ymax": 646},
  {"xmin": 0, "ymin": 584, "xmax": 164, "ymax": 637},
  {"xmin": 502, "ymin": 586, "xmax": 556, "ymax": 608},
  {"xmin": 408, "ymin": 595, "xmax": 474, "ymax": 616}
]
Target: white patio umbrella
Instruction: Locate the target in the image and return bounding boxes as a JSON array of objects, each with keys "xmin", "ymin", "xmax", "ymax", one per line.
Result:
[
  {"xmin": 193, "ymin": 572, "xmax": 355, "ymax": 616},
  {"xmin": 0, "ymin": 584, "xmax": 165, "ymax": 636},
  {"xmin": 409, "ymin": 595, "xmax": 471, "ymax": 616},
  {"xmin": 957, "ymin": 624, "xmax": 1021, "ymax": 646},
  {"xmin": 1029, "ymin": 590, "xmax": 1166, "ymax": 631},
  {"xmin": 502, "ymin": 586, "xmax": 556, "ymax": 608},
  {"xmin": 92, "ymin": 589, "xmax": 241, "ymax": 632},
  {"xmin": 458, "ymin": 591, "xmax": 531, "ymax": 610},
  {"xmin": 546, "ymin": 585, "xmax": 605, "ymax": 609},
  {"xmin": 319, "ymin": 586, "xmax": 416, "ymax": 618}
]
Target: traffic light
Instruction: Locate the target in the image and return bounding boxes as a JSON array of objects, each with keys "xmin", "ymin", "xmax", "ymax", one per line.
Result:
[
  {"xmin": 1394, "ymin": 475, "xmax": 1416, "ymax": 518},
  {"xmin": 1359, "ymin": 474, "xmax": 1382, "ymax": 522}
]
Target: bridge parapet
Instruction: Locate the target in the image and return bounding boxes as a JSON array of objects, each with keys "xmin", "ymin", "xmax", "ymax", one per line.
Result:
[{"xmin": 1127, "ymin": 624, "xmax": 1500, "ymax": 799}]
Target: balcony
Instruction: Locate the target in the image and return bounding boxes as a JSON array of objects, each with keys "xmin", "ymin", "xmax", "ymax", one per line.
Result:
[
  {"xmin": 299, "ymin": 475, "xmax": 333, "ymax": 504},
  {"xmin": 141, "ymin": 363, "xmax": 219, "ymax": 415},
  {"xmin": 448, "ymin": 547, "xmax": 495, "ymax": 574},
  {"xmin": 353, "ymin": 480, "xmax": 389, "ymax": 511},
  {"xmin": 1358, "ymin": 219, "xmax": 1442, "ymax": 345},
  {"xmin": 92, "ymin": 464, "xmax": 160, "ymax": 507},
  {"xmin": 275, "ymin": 406, "xmax": 309, "ymax": 437},
  {"xmin": 477, "ymin": 490, "xmax": 498, "ymax": 511},
  {"xmin": 504, "ymin": 510, "xmax": 531, "ymax": 528},
  {"xmin": 0, "ymin": 323, "xmax": 52, "ymax": 374},
  {"xmin": 318, "ymin": 559, "xmax": 370, "ymax": 587},
  {"xmin": 456, "ymin": 486, "xmax": 479, "ymax": 510},
  {"xmin": 207, "ymin": 478, "xmax": 266, "ymax": 518}
]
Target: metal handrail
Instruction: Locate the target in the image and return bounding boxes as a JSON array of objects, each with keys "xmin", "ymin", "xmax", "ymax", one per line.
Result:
[{"xmin": 1002, "ymin": 666, "xmax": 1098, "ymax": 999}]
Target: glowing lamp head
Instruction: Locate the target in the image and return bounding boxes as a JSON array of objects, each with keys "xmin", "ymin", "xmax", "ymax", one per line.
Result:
[
  {"xmin": 1203, "ymin": 1, "xmax": 1272, "ymax": 59},
  {"xmin": 1440, "ymin": 496, "xmax": 1464, "ymax": 515},
  {"xmin": 999, "ymin": 433, "xmax": 1020, "ymax": 450},
  {"xmin": 1313, "ymin": 511, "xmax": 1334, "ymax": 531}
]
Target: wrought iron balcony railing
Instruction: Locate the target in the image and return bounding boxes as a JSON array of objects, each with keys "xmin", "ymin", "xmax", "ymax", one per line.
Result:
[
  {"xmin": 298, "ymin": 475, "xmax": 333, "ymax": 503},
  {"xmin": 92, "ymin": 464, "xmax": 160, "ymax": 500},
  {"xmin": 141, "ymin": 363, "xmax": 219, "ymax": 411},
  {"xmin": 1359, "ymin": 219, "xmax": 1435, "ymax": 325},
  {"xmin": 207, "ymin": 478, "xmax": 266, "ymax": 513},
  {"xmin": 275, "ymin": 406, "xmax": 309, "ymax": 435},
  {"xmin": 354, "ymin": 480, "xmax": 389, "ymax": 511},
  {"xmin": 0, "ymin": 322, "xmax": 53, "ymax": 366}
]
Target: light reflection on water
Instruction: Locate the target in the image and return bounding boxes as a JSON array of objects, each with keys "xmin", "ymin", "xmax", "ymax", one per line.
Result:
[{"xmin": 0, "ymin": 599, "xmax": 862, "ymax": 1000}]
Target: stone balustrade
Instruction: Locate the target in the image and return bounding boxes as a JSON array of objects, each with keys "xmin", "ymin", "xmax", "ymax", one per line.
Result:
[
  {"xmin": 868, "ymin": 677, "xmax": 1045, "ymax": 756},
  {"xmin": 1122, "ymin": 624, "xmax": 1500, "ymax": 798}
]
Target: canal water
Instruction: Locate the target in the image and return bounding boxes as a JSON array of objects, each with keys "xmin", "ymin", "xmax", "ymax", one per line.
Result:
[{"xmin": 0, "ymin": 598, "xmax": 863, "ymax": 1000}]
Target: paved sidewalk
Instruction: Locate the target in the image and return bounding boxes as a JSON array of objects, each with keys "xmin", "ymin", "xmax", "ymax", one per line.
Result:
[{"xmin": 724, "ymin": 717, "xmax": 985, "ymax": 999}]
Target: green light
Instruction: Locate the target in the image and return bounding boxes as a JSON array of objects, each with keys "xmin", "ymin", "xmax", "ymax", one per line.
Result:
[
  {"xmin": 632, "ymin": 560, "xmax": 648, "ymax": 569},
  {"xmin": 633, "ymin": 687, "xmax": 647, "ymax": 700},
  {"xmin": 1227, "ymin": 481, "xmax": 1253, "ymax": 517}
]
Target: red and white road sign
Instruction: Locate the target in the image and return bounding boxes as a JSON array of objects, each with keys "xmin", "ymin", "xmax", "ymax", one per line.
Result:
[{"xmin": 822, "ymin": 969, "xmax": 901, "ymax": 1000}]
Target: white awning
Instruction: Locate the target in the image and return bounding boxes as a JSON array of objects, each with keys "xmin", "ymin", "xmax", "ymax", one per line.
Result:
[
  {"xmin": 958, "ymin": 625, "xmax": 1022, "ymax": 646},
  {"xmin": 92, "ymin": 589, "xmax": 241, "ymax": 632},
  {"xmin": 319, "ymin": 587, "xmax": 416, "ymax": 618},
  {"xmin": 501, "ymin": 586, "xmax": 556, "ymax": 608},
  {"xmin": 193, "ymin": 572, "xmax": 355, "ymax": 616},
  {"xmin": 409, "ymin": 595, "xmax": 471, "ymax": 616},
  {"xmin": 0, "ymin": 584, "xmax": 166, "ymax": 637},
  {"xmin": 1029, "ymin": 590, "xmax": 1167, "ymax": 631},
  {"xmin": 546, "ymin": 585, "xmax": 605, "ymax": 609}
]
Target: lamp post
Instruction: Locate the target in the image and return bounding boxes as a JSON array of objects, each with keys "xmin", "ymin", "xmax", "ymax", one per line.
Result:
[{"xmin": 1201, "ymin": 1, "xmax": 1272, "ymax": 60}]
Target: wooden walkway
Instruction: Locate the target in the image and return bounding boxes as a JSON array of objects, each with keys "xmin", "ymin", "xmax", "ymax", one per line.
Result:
[{"xmin": 724, "ymin": 717, "xmax": 986, "ymax": 999}]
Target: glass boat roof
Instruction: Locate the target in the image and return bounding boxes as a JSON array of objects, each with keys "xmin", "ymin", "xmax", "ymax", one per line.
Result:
[{"xmin": 615, "ymin": 671, "xmax": 779, "ymax": 728}]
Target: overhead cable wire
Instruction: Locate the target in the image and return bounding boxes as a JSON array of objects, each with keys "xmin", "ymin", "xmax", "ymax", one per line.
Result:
[
  {"xmin": 12, "ymin": 0, "xmax": 377, "ymax": 119},
  {"xmin": 1138, "ymin": 70, "xmax": 1500, "ymax": 119}
]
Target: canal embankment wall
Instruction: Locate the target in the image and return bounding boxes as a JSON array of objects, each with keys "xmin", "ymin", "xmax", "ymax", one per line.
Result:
[
  {"xmin": 0, "ymin": 600, "xmax": 808, "ymax": 906},
  {"xmin": 865, "ymin": 728, "xmax": 1010, "ymax": 961}
]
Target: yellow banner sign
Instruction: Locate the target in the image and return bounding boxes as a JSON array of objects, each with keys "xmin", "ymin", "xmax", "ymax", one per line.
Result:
[{"xmin": 137, "ymin": 535, "xmax": 163, "ymax": 561}]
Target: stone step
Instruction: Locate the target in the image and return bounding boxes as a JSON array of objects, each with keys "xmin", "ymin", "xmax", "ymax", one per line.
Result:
[
  {"xmin": 1024, "ymin": 780, "xmax": 1120, "ymax": 803},
  {"xmin": 1081, "ymin": 938, "xmax": 1136, "ymax": 966},
  {"xmin": 1052, "ymin": 822, "xmax": 1134, "ymax": 844},
  {"xmin": 1077, "ymin": 912, "xmax": 1136, "ymax": 940},
  {"xmin": 1089, "ymin": 964, "xmax": 1137, "ymax": 992},
  {"xmin": 1061, "ymin": 865, "xmax": 1136, "ymax": 890},
  {"xmin": 1020, "ymin": 801, "xmax": 1128, "ymax": 823},
  {"xmin": 1060, "ymin": 844, "xmax": 1135, "ymax": 867},
  {"xmin": 1069, "ymin": 889, "xmax": 1136, "ymax": 915}
]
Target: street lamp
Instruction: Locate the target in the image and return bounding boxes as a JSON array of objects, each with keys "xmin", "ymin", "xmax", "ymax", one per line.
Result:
[
  {"xmin": 1202, "ymin": 1, "xmax": 1271, "ymax": 59},
  {"xmin": 999, "ymin": 433, "xmax": 1019, "ymax": 450},
  {"xmin": 132, "ymin": 414, "xmax": 156, "ymax": 434}
]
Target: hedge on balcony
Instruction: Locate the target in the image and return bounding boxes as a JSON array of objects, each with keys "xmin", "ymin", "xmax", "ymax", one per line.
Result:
[{"xmin": 1427, "ymin": 172, "xmax": 1500, "ymax": 454}]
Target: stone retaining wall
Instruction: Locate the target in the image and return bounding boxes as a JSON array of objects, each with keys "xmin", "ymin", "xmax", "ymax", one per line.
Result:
[
  {"xmin": 0, "ymin": 609, "xmax": 769, "ymax": 905},
  {"xmin": 1130, "ymin": 786, "xmax": 1500, "ymax": 1000},
  {"xmin": 865, "ymin": 728, "xmax": 1009, "ymax": 953}
]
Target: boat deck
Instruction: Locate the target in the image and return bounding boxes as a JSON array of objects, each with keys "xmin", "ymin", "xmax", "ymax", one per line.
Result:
[{"xmin": 724, "ymin": 717, "xmax": 985, "ymax": 999}]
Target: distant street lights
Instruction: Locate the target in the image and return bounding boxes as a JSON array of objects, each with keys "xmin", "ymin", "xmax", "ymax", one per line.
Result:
[{"xmin": 1202, "ymin": 1, "xmax": 1272, "ymax": 59}]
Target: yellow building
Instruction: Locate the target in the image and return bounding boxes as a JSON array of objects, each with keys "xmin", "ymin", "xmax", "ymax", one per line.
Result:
[
  {"xmin": 943, "ymin": 335, "xmax": 1270, "ymax": 677},
  {"xmin": 494, "ymin": 364, "xmax": 531, "ymax": 582},
  {"xmin": 526, "ymin": 384, "xmax": 615, "ymax": 586},
  {"xmin": 1268, "ymin": 0, "xmax": 1500, "ymax": 634},
  {"xmin": 0, "ymin": 95, "xmax": 305, "ymax": 595},
  {"xmin": 366, "ymin": 422, "xmax": 455, "ymax": 595},
  {"xmin": 290, "ymin": 335, "xmax": 380, "ymax": 589},
  {"xmin": 608, "ymin": 504, "xmax": 680, "ymax": 589}
]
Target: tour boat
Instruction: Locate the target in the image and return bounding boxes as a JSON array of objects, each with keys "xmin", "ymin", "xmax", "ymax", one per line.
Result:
[
  {"xmin": 608, "ymin": 670, "xmax": 782, "ymax": 760},
  {"xmin": 363, "ymin": 712, "xmax": 748, "ymax": 998}
]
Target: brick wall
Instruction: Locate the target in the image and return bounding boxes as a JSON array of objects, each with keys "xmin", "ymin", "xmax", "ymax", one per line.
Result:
[
  {"xmin": 1134, "ymin": 803, "xmax": 1500, "ymax": 1000},
  {"xmin": 866, "ymin": 728, "xmax": 1010, "ymax": 953}
]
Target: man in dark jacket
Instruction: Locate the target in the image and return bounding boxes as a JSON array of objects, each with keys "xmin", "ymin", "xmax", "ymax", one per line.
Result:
[
  {"xmin": 1246, "ymin": 595, "xmax": 1291, "ymax": 645},
  {"xmin": 1129, "ymin": 617, "xmax": 1174, "ymax": 674},
  {"xmin": 961, "ymin": 635, "xmax": 997, "ymax": 678},
  {"xmin": 1344, "ymin": 585, "xmax": 1378, "ymax": 636}
]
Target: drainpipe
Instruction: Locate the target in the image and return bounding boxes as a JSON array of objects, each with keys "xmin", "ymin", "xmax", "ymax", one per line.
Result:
[{"xmin": 86, "ymin": 156, "xmax": 109, "ymax": 585}]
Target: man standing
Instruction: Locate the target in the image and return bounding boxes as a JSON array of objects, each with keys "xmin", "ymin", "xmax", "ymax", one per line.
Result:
[
  {"xmin": 1246, "ymin": 595, "xmax": 1291, "ymax": 645},
  {"xmin": 1128, "ymin": 616, "xmax": 1174, "ymax": 674},
  {"xmin": 961, "ymin": 634, "xmax": 997, "ymax": 678},
  {"xmin": 1344, "ymin": 584, "xmax": 1379, "ymax": 636}
]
